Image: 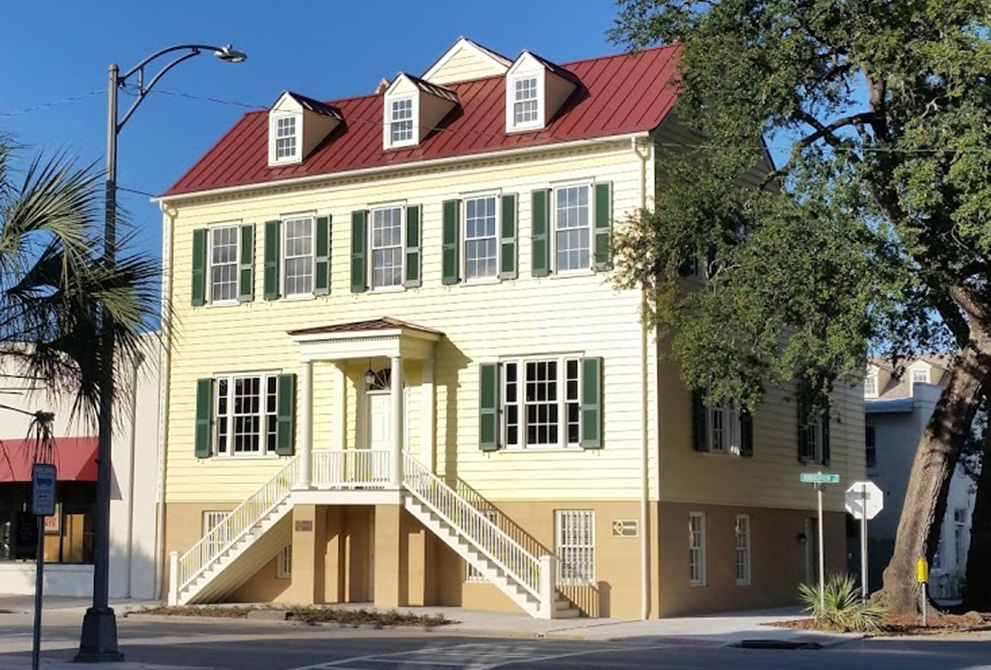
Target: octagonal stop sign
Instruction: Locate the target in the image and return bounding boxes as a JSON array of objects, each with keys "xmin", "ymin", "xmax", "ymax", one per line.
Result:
[{"xmin": 845, "ymin": 480, "xmax": 884, "ymax": 520}]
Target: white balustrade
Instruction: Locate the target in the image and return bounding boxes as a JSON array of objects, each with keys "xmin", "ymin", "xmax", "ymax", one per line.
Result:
[
  {"xmin": 312, "ymin": 450, "xmax": 392, "ymax": 488},
  {"xmin": 402, "ymin": 452, "xmax": 542, "ymax": 598},
  {"xmin": 177, "ymin": 457, "xmax": 300, "ymax": 591}
]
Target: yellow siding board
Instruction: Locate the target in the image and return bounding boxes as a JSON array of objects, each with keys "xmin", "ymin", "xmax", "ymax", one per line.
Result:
[{"xmin": 426, "ymin": 47, "xmax": 507, "ymax": 85}]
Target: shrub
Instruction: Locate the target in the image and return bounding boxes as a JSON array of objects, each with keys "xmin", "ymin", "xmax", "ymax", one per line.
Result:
[{"xmin": 798, "ymin": 574, "xmax": 887, "ymax": 633}]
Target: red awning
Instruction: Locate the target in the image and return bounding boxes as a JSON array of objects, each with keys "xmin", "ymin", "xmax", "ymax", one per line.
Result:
[{"xmin": 0, "ymin": 436, "xmax": 98, "ymax": 482}]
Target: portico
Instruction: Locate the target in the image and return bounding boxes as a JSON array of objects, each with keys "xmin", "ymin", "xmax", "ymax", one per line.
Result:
[{"xmin": 287, "ymin": 317, "xmax": 443, "ymax": 498}]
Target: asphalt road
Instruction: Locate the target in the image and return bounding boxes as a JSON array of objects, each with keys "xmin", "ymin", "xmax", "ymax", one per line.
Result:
[{"xmin": 1, "ymin": 611, "xmax": 990, "ymax": 670}]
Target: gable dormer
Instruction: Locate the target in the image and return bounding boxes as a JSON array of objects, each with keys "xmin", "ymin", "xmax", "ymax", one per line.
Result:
[
  {"xmin": 422, "ymin": 37, "xmax": 512, "ymax": 85},
  {"xmin": 382, "ymin": 73, "xmax": 459, "ymax": 150},
  {"xmin": 505, "ymin": 51, "xmax": 580, "ymax": 134},
  {"xmin": 268, "ymin": 91, "xmax": 343, "ymax": 168}
]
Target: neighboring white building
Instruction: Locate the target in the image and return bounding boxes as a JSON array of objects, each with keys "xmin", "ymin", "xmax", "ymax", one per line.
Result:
[
  {"xmin": 0, "ymin": 335, "xmax": 161, "ymax": 599},
  {"xmin": 864, "ymin": 356, "xmax": 975, "ymax": 599}
]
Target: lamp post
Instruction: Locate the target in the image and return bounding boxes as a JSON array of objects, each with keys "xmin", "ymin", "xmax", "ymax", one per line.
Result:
[{"xmin": 76, "ymin": 43, "xmax": 246, "ymax": 663}]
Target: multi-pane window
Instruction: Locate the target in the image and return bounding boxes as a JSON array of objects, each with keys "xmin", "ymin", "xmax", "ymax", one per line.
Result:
[
  {"xmin": 215, "ymin": 374, "xmax": 279, "ymax": 456},
  {"xmin": 513, "ymin": 77, "xmax": 539, "ymax": 126},
  {"xmin": 708, "ymin": 406, "xmax": 742, "ymax": 454},
  {"xmin": 954, "ymin": 508, "xmax": 968, "ymax": 569},
  {"xmin": 209, "ymin": 225, "xmax": 239, "ymax": 303},
  {"xmin": 866, "ymin": 425, "xmax": 877, "ymax": 469},
  {"xmin": 390, "ymin": 98, "xmax": 414, "ymax": 144},
  {"xmin": 864, "ymin": 372, "xmax": 878, "ymax": 396},
  {"xmin": 555, "ymin": 510, "xmax": 595, "ymax": 584},
  {"xmin": 800, "ymin": 415, "xmax": 827, "ymax": 464},
  {"xmin": 277, "ymin": 545, "xmax": 292, "ymax": 579},
  {"xmin": 912, "ymin": 369, "xmax": 929, "ymax": 385},
  {"xmin": 735, "ymin": 515, "xmax": 751, "ymax": 585},
  {"xmin": 464, "ymin": 196, "xmax": 498, "ymax": 280},
  {"xmin": 202, "ymin": 511, "xmax": 229, "ymax": 560},
  {"xmin": 503, "ymin": 357, "xmax": 581, "ymax": 449},
  {"xmin": 465, "ymin": 510, "xmax": 499, "ymax": 582},
  {"xmin": 371, "ymin": 206, "xmax": 404, "ymax": 288},
  {"xmin": 689, "ymin": 513, "xmax": 706, "ymax": 586},
  {"xmin": 554, "ymin": 185, "xmax": 591, "ymax": 272},
  {"xmin": 275, "ymin": 116, "xmax": 297, "ymax": 160},
  {"xmin": 283, "ymin": 216, "xmax": 314, "ymax": 296}
]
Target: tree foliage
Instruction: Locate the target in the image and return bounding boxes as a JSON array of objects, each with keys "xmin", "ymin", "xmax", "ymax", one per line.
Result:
[{"xmin": 610, "ymin": 0, "xmax": 991, "ymax": 611}]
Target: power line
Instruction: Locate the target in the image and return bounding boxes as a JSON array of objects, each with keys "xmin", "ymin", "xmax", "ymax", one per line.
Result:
[{"xmin": 0, "ymin": 90, "xmax": 105, "ymax": 118}]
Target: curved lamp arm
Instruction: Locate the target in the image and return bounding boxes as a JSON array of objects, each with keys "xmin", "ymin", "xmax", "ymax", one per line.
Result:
[{"xmin": 116, "ymin": 43, "xmax": 246, "ymax": 133}]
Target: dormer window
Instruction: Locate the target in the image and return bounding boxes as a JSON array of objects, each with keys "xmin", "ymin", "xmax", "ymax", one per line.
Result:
[
  {"xmin": 267, "ymin": 91, "xmax": 343, "ymax": 168},
  {"xmin": 505, "ymin": 52, "xmax": 579, "ymax": 134},
  {"xmin": 274, "ymin": 115, "xmax": 299, "ymax": 162},
  {"xmin": 390, "ymin": 98, "xmax": 415, "ymax": 146},
  {"xmin": 382, "ymin": 73, "xmax": 458, "ymax": 151},
  {"xmin": 513, "ymin": 77, "xmax": 540, "ymax": 126}
]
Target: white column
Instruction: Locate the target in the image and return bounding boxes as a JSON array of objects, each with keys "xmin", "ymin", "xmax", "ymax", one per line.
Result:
[
  {"xmin": 334, "ymin": 363, "xmax": 347, "ymax": 449},
  {"xmin": 390, "ymin": 355, "xmax": 403, "ymax": 487},
  {"xmin": 421, "ymin": 358, "xmax": 435, "ymax": 473},
  {"xmin": 167, "ymin": 551, "xmax": 179, "ymax": 606},
  {"xmin": 298, "ymin": 359, "xmax": 313, "ymax": 489},
  {"xmin": 538, "ymin": 555, "xmax": 557, "ymax": 619}
]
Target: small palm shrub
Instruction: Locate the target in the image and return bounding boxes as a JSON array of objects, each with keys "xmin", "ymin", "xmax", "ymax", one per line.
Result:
[{"xmin": 798, "ymin": 574, "xmax": 886, "ymax": 633}]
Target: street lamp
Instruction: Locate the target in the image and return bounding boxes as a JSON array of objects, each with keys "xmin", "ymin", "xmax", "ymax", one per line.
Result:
[{"xmin": 76, "ymin": 43, "xmax": 246, "ymax": 663}]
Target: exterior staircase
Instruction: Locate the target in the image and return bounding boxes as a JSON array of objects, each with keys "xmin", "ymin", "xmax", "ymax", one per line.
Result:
[{"xmin": 169, "ymin": 452, "xmax": 580, "ymax": 618}]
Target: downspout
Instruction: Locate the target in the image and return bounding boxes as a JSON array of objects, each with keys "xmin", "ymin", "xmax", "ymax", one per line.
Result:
[
  {"xmin": 124, "ymin": 351, "xmax": 145, "ymax": 598},
  {"xmin": 632, "ymin": 136, "xmax": 651, "ymax": 620},
  {"xmin": 153, "ymin": 203, "xmax": 175, "ymax": 601}
]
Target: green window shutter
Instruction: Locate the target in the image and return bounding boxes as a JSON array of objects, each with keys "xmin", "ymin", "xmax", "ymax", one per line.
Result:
[
  {"xmin": 593, "ymin": 182, "xmax": 613, "ymax": 271},
  {"xmin": 531, "ymin": 189, "xmax": 550, "ymax": 277},
  {"xmin": 479, "ymin": 363, "xmax": 500, "ymax": 451},
  {"xmin": 351, "ymin": 210, "xmax": 367, "ymax": 293},
  {"xmin": 314, "ymin": 215, "xmax": 332, "ymax": 296},
  {"xmin": 263, "ymin": 220, "xmax": 281, "ymax": 300},
  {"xmin": 442, "ymin": 199, "xmax": 460, "ymax": 285},
  {"xmin": 692, "ymin": 389, "xmax": 708, "ymax": 452},
  {"xmin": 195, "ymin": 378, "xmax": 214, "ymax": 458},
  {"xmin": 580, "ymin": 357, "xmax": 603, "ymax": 449},
  {"xmin": 238, "ymin": 224, "xmax": 255, "ymax": 302},
  {"xmin": 191, "ymin": 228, "xmax": 207, "ymax": 306},
  {"xmin": 499, "ymin": 194, "xmax": 518, "ymax": 279},
  {"xmin": 276, "ymin": 373, "xmax": 296, "ymax": 456},
  {"xmin": 740, "ymin": 411, "xmax": 754, "ymax": 457},
  {"xmin": 404, "ymin": 205, "xmax": 422, "ymax": 288},
  {"xmin": 822, "ymin": 399, "xmax": 831, "ymax": 466}
]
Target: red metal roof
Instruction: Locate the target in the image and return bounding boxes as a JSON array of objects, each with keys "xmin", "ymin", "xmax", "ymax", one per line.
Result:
[
  {"xmin": 0, "ymin": 436, "xmax": 98, "ymax": 483},
  {"xmin": 163, "ymin": 45, "xmax": 681, "ymax": 198}
]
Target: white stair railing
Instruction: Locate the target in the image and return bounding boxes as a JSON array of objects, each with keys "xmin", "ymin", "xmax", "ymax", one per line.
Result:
[
  {"xmin": 177, "ymin": 457, "xmax": 299, "ymax": 591},
  {"xmin": 402, "ymin": 453, "xmax": 541, "ymax": 597},
  {"xmin": 312, "ymin": 450, "xmax": 391, "ymax": 487}
]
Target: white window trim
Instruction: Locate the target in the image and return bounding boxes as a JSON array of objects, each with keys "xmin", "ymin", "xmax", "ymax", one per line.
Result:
[
  {"xmin": 277, "ymin": 544, "xmax": 292, "ymax": 579},
  {"xmin": 461, "ymin": 194, "xmax": 501, "ymax": 284},
  {"xmin": 280, "ymin": 213, "xmax": 317, "ymax": 298},
  {"xmin": 555, "ymin": 509, "xmax": 596, "ymax": 585},
  {"xmin": 506, "ymin": 73, "xmax": 545, "ymax": 133},
  {"xmin": 213, "ymin": 370, "xmax": 282, "ymax": 459},
  {"xmin": 689, "ymin": 512, "xmax": 706, "ymax": 587},
  {"xmin": 367, "ymin": 204, "xmax": 406, "ymax": 291},
  {"xmin": 269, "ymin": 113, "xmax": 302, "ymax": 166},
  {"xmin": 706, "ymin": 405, "xmax": 743, "ymax": 456},
  {"xmin": 735, "ymin": 514, "xmax": 752, "ymax": 586},
  {"xmin": 801, "ymin": 417, "xmax": 827, "ymax": 465},
  {"xmin": 551, "ymin": 182, "xmax": 595, "ymax": 275},
  {"xmin": 500, "ymin": 354, "xmax": 583, "ymax": 451},
  {"xmin": 386, "ymin": 95, "xmax": 418, "ymax": 150},
  {"xmin": 864, "ymin": 371, "xmax": 879, "ymax": 397},
  {"xmin": 206, "ymin": 222, "xmax": 242, "ymax": 307}
]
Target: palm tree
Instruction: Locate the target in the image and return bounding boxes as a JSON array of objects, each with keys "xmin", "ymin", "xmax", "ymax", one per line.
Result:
[{"xmin": 0, "ymin": 133, "xmax": 158, "ymax": 463}]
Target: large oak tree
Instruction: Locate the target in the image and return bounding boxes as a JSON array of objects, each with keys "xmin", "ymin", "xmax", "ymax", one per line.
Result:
[{"xmin": 610, "ymin": 0, "xmax": 991, "ymax": 613}]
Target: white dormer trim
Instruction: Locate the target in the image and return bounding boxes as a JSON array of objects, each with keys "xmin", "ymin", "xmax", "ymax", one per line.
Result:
[
  {"xmin": 382, "ymin": 73, "xmax": 458, "ymax": 151},
  {"xmin": 504, "ymin": 51, "xmax": 578, "ymax": 135},
  {"xmin": 269, "ymin": 111, "xmax": 302, "ymax": 166},
  {"xmin": 384, "ymin": 94, "xmax": 419, "ymax": 150},
  {"xmin": 864, "ymin": 368, "xmax": 879, "ymax": 398}
]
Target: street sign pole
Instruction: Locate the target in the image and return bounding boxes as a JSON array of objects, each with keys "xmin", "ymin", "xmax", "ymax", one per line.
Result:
[
  {"xmin": 860, "ymin": 485, "xmax": 868, "ymax": 604},
  {"xmin": 31, "ymin": 463, "xmax": 56, "ymax": 670},
  {"xmin": 817, "ymin": 480, "xmax": 825, "ymax": 613}
]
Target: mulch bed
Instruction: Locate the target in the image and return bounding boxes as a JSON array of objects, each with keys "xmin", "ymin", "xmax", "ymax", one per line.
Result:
[
  {"xmin": 134, "ymin": 605, "xmax": 451, "ymax": 628},
  {"xmin": 766, "ymin": 611, "xmax": 991, "ymax": 636}
]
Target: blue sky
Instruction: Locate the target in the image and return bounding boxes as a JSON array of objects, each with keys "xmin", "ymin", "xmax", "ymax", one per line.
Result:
[{"xmin": 0, "ymin": 1, "xmax": 623, "ymax": 264}]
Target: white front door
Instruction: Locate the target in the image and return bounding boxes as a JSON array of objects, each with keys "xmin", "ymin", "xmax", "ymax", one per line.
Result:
[{"xmin": 365, "ymin": 393, "xmax": 392, "ymax": 481}]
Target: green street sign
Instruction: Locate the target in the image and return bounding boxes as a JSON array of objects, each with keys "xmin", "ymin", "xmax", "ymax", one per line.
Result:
[{"xmin": 800, "ymin": 473, "xmax": 841, "ymax": 484}]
